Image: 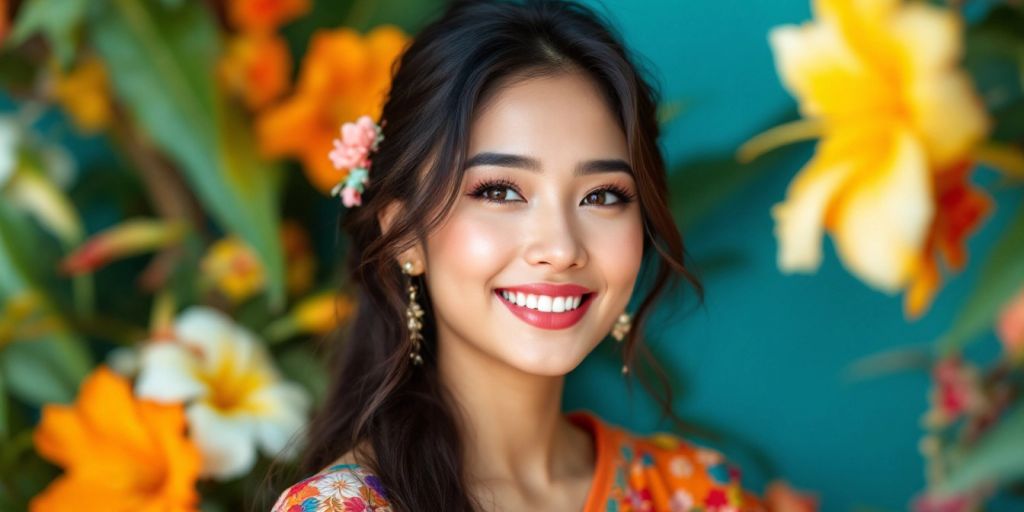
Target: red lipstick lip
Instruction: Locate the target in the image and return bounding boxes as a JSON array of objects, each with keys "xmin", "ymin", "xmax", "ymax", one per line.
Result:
[
  {"xmin": 496, "ymin": 283, "xmax": 593, "ymax": 296},
  {"xmin": 494, "ymin": 289, "xmax": 596, "ymax": 330}
]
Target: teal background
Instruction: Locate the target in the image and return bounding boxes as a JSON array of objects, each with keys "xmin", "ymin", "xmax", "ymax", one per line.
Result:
[{"xmin": 564, "ymin": 1, "xmax": 1024, "ymax": 511}]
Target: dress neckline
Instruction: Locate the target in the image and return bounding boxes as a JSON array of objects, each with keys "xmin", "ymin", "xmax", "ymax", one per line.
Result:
[
  {"xmin": 564, "ymin": 409, "xmax": 613, "ymax": 512},
  {"xmin": 320, "ymin": 409, "xmax": 614, "ymax": 511}
]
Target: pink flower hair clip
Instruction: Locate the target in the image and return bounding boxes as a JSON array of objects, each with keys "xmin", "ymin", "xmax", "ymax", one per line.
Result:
[{"xmin": 328, "ymin": 115, "xmax": 384, "ymax": 207}]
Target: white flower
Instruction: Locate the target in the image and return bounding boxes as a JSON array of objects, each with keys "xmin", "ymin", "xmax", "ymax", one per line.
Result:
[{"xmin": 135, "ymin": 306, "xmax": 311, "ymax": 480}]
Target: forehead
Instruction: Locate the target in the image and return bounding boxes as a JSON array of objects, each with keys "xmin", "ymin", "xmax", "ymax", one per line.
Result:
[{"xmin": 468, "ymin": 71, "xmax": 628, "ymax": 160}]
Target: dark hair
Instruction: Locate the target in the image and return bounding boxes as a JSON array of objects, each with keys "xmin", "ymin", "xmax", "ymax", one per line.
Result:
[{"xmin": 291, "ymin": 0, "xmax": 703, "ymax": 510}]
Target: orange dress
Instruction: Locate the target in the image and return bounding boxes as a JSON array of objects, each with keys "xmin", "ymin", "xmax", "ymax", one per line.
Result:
[{"xmin": 272, "ymin": 409, "xmax": 767, "ymax": 511}]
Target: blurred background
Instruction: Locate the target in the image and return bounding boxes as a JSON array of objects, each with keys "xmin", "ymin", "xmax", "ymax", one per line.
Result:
[{"xmin": 1, "ymin": 0, "xmax": 1023, "ymax": 511}]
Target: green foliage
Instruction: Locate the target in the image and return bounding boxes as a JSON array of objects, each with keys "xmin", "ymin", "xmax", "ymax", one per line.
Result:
[
  {"xmin": 0, "ymin": 334, "xmax": 91, "ymax": 407},
  {"xmin": 7, "ymin": 0, "xmax": 89, "ymax": 67},
  {"xmin": 965, "ymin": 5, "xmax": 1024, "ymax": 143},
  {"xmin": 937, "ymin": 203, "xmax": 1024, "ymax": 356},
  {"xmin": 939, "ymin": 405, "xmax": 1024, "ymax": 495},
  {"xmin": 88, "ymin": 0, "xmax": 288, "ymax": 310}
]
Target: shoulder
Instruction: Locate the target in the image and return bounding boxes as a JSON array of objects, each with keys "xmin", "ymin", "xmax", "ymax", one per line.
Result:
[
  {"xmin": 271, "ymin": 464, "xmax": 392, "ymax": 512},
  {"xmin": 603, "ymin": 419, "xmax": 768, "ymax": 512}
]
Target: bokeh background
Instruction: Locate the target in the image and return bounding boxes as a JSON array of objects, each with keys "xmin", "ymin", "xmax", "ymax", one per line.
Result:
[{"xmin": 1, "ymin": 0, "xmax": 1023, "ymax": 511}]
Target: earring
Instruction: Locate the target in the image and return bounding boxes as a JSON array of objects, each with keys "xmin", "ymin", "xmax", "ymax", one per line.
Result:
[
  {"xmin": 402, "ymin": 261, "xmax": 424, "ymax": 366},
  {"xmin": 611, "ymin": 312, "xmax": 631, "ymax": 342},
  {"xmin": 611, "ymin": 311, "xmax": 632, "ymax": 375}
]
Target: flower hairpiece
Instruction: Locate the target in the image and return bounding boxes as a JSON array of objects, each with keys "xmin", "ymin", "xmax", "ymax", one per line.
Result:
[{"xmin": 328, "ymin": 115, "xmax": 384, "ymax": 207}]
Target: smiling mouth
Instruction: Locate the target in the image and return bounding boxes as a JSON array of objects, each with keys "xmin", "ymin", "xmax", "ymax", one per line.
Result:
[
  {"xmin": 494, "ymin": 289, "xmax": 595, "ymax": 330},
  {"xmin": 496, "ymin": 289, "xmax": 595, "ymax": 313}
]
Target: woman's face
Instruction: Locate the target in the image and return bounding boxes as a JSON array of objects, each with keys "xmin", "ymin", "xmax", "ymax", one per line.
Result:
[{"xmin": 423, "ymin": 70, "xmax": 644, "ymax": 376}]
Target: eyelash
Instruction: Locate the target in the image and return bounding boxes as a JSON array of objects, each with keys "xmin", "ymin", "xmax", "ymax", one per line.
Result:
[{"xmin": 468, "ymin": 178, "xmax": 636, "ymax": 207}]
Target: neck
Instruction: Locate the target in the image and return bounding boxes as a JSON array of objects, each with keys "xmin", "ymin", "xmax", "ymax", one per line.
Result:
[{"xmin": 436, "ymin": 329, "xmax": 593, "ymax": 490}]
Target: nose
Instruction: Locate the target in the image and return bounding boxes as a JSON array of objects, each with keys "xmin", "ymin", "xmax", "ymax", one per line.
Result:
[{"xmin": 523, "ymin": 204, "xmax": 588, "ymax": 271}]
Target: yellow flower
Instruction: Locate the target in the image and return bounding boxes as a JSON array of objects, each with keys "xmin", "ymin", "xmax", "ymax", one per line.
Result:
[
  {"xmin": 256, "ymin": 25, "xmax": 409, "ymax": 194},
  {"xmin": 50, "ymin": 55, "xmax": 113, "ymax": 133},
  {"xmin": 200, "ymin": 223, "xmax": 316, "ymax": 303},
  {"xmin": 31, "ymin": 367, "xmax": 201, "ymax": 512},
  {"xmin": 265, "ymin": 290, "xmax": 356, "ymax": 342},
  {"xmin": 763, "ymin": 0, "xmax": 989, "ymax": 317},
  {"xmin": 200, "ymin": 235, "xmax": 266, "ymax": 303},
  {"xmin": 219, "ymin": 31, "xmax": 292, "ymax": 111},
  {"xmin": 135, "ymin": 306, "xmax": 311, "ymax": 480}
]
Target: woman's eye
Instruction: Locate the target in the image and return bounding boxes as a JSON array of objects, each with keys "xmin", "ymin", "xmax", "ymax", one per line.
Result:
[
  {"xmin": 581, "ymin": 189, "xmax": 622, "ymax": 206},
  {"xmin": 479, "ymin": 185, "xmax": 524, "ymax": 202}
]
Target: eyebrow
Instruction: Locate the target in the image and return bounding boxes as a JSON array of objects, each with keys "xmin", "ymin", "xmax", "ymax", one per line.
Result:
[{"xmin": 464, "ymin": 152, "xmax": 634, "ymax": 177}]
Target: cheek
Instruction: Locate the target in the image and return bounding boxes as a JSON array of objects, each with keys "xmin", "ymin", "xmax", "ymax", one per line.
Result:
[
  {"xmin": 582, "ymin": 210, "xmax": 644, "ymax": 287},
  {"xmin": 426, "ymin": 209, "xmax": 517, "ymax": 287}
]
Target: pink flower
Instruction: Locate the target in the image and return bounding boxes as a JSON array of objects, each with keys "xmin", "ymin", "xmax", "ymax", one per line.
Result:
[
  {"xmin": 329, "ymin": 115, "xmax": 380, "ymax": 170},
  {"xmin": 341, "ymin": 186, "xmax": 362, "ymax": 207},
  {"xmin": 997, "ymin": 287, "xmax": 1024, "ymax": 361},
  {"xmin": 932, "ymin": 356, "xmax": 986, "ymax": 421},
  {"xmin": 912, "ymin": 491, "xmax": 975, "ymax": 512}
]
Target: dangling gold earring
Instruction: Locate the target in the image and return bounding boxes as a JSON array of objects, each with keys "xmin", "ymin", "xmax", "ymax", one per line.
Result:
[
  {"xmin": 611, "ymin": 312, "xmax": 631, "ymax": 342},
  {"xmin": 611, "ymin": 311, "xmax": 632, "ymax": 375},
  {"xmin": 402, "ymin": 261, "xmax": 424, "ymax": 366}
]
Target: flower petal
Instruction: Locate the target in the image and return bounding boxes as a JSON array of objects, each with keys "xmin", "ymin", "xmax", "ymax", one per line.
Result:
[
  {"xmin": 770, "ymin": 127, "xmax": 872, "ymax": 272},
  {"xmin": 829, "ymin": 128, "xmax": 932, "ymax": 291},
  {"xmin": 186, "ymin": 402, "xmax": 258, "ymax": 480},
  {"xmin": 250, "ymin": 382, "xmax": 311, "ymax": 458},
  {"xmin": 135, "ymin": 343, "xmax": 206, "ymax": 403}
]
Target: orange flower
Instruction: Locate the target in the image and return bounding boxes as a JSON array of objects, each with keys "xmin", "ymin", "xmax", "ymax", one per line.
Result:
[
  {"xmin": 219, "ymin": 32, "xmax": 292, "ymax": 110},
  {"xmin": 257, "ymin": 25, "xmax": 409, "ymax": 194},
  {"xmin": 904, "ymin": 161, "xmax": 992, "ymax": 318},
  {"xmin": 31, "ymin": 367, "xmax": 201, "ymax": 512},
  {"xmin": 228, "ymin": 0, "xmax": 309, "ymax": 32}
]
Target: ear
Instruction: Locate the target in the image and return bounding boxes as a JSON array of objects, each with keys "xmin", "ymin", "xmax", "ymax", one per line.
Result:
[{"xmin": 377, "ymin": 200, "xmax": 427, "ymax": 275}]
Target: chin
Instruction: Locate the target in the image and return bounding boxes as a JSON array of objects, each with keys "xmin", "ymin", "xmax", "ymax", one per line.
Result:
[{"xmin": 504, "ymin": 349, "xmax": 589, "ymax": 377}]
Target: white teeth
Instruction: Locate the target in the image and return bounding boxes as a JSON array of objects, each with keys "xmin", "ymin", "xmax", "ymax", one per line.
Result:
[{"xmin": 501, "ymin": 290, "xmax": 585, "ymax": 313}]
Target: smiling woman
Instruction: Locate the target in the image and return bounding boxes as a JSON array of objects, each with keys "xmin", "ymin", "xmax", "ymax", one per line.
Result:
[{"xmin": 269, "ymin": 1, "xmax": 765, "ymax": 511}]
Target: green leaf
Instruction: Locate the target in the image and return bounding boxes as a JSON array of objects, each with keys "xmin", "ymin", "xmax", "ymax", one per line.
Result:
[
  {"xmin": 0, "ymin": 334, "xmax": 91, "ymax": 406},
  {"xmin": 964, "ymin": 5, "xmax": 1024, "ymax": 143},
  {"xmin": 938, "ymin": 405, "xmax": 1024, "ymax": 495},
  {"xmin": 0, "ymin": 199, "xmax": 40, "ymax": 294},
  {"xmin": 88, "ymin": 0, "xmax": 286, "ymax": 310},
  {"xmin": 0, "ymin": 373, "xmax": 7, "ymax": 441},
  {"xmin": 276, "ymin": 345, "xmax": 328, "ymax": 406},
  {"xmin": 8, "ymin": 0, "xmax": 89, "ymax": 66},
  {"xmin": 937, "ymin": 203, "xmax": 1024, "ymax": 356}
]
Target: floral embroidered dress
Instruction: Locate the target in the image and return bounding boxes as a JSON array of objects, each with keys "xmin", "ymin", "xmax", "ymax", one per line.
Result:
[{"xmin": 272, "ymin": 410, "xmax": 767, "ymax": 512}]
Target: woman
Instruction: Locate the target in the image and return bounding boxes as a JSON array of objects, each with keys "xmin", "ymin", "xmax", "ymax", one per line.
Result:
[{"xmin": 272, "ymin": 0, "xmax": 765, "ymax": 510}]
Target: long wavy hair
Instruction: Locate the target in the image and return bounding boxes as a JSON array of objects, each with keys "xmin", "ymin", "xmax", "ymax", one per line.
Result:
[{"xmin": 280, "ymin": 0, "xmax": 704, "ymax": 509}]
